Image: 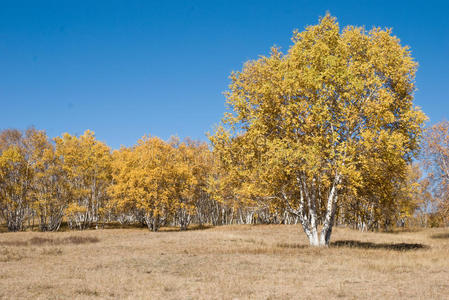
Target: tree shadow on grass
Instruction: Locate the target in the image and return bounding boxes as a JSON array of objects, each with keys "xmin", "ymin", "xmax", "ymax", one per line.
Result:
[
  {"xmin": 332, "ymin": 240, "xmax": 429, "ymax": 251},
  {"xmin": 160, "ymin": 224, "xmax": 215, "ymax": 232},
  {"xmin": 383, "ymin": 228, "xmax": 424, "ymax": 234},
  {"xmin": 430, "ymin": 233, "xmax": 449, "ymax": 239},
  {"xmin": 0, "ymin": 236, "xmax": 100, "ymax": 247},
  {"xmin": 101, "ymin": 223, "xmax": 215, "ymax": 232}
]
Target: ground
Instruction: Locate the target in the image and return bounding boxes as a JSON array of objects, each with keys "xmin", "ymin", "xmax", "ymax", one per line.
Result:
[{"xmin": 0, "ymin": 225, "xmax": 448, "ymax": 299}]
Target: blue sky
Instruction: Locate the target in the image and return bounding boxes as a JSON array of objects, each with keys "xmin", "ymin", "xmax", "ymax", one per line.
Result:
[{"xmin": 1, "ymin": 0, "xmax": 448, "ymax": 149}]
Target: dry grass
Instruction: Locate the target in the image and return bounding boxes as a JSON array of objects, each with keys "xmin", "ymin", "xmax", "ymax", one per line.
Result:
[{"xmin": 0, "ymin": 225, "xmax": 448, "ymax": 299}]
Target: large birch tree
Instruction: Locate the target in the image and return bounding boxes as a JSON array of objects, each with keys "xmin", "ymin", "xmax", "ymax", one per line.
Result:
[{"xmin": 210, "ymin": 14, "xmax": 426, "ymax": 246}]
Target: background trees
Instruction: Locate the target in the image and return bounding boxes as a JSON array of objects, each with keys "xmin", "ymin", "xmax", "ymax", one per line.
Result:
[
  {"xmin": 0, "ymin": 129, "xmax": 112, "ymax": 231},
  {"xmin": 422, "ymin": 121, "xmax": 449, "ymax": 226},
  {"xmin": 109, "ymin": 136, "xmax": 177, "ymax": 231},
  {"xmin": 54, "ymin": 130, "xmax": 112, "ymax": 230},
  {"xmin": 29, "ymin": 129, "xmax": 68, "ymax": 231},
  {"xmin": 0, "ymin": 128, "xmax": 239, "ymax": 232},
  {"xmin": 0, "ymin": 129, "xmax": 35, "ymax": 231},
  {"xmin": 108, "ymin": 137, "xmax": 216, "ymax": 231}
]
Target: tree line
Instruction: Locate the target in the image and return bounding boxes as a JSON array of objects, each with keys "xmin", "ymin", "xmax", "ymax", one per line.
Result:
[{"xmin": 0, "ymin": 122, "xmax": 447, "ymax": 234}]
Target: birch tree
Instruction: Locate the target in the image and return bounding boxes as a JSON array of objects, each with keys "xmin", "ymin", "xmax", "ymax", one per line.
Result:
[
  {"xmin": 210, "ymin": 14, "xmax": 426, "ymax": 246},
  {"xmin": 55, "ymin": 130, "xmax": 112, "ymax": 230},
  {"xmin": 109, "ymin": 136, "xmax": 178, "ymax": 231},
  {"xmin": 0, "ymin": 129, "xmax": 33, "ymax": 231},
  {"xmin": 29, "ymin": 130, "xmax": 69, "ymax": 231},
  {"xmin": 172, "ymin": 139, "xmax": 214, "ymax": 230},
  {"xmin": 423, "ymin": 121, "xmax": 449, "ymax": 224}
]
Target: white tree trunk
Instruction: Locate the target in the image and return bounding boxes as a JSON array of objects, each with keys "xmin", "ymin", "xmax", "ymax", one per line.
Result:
[
  {"xmin": 284, "ymin": 173, "xmax": 341, "ymax": 247},
  {"xmin": 319, "ymin": 174, "xmax": 340, "ymax": 246}
]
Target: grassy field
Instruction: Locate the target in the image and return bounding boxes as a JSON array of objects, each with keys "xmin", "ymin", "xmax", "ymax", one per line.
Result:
[{"xmin": 0, "ymin": 225, "xmax": 448, "ymax": 299}]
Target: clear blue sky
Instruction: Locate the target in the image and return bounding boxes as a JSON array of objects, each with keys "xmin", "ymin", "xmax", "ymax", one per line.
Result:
[{"xmin": 1, "ymin": 0, "xmax": 448, "ymax": 149}]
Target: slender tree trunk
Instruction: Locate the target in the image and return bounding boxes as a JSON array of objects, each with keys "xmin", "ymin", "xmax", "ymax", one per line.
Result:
[{"xmin": 319, "ymin": 174, "xmax": 340, "ymax": 246}]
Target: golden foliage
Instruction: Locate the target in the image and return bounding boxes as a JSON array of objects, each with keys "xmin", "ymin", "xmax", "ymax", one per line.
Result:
[
  {"xmin": 54, "ymin": 130, "xmax": 112, "ymax": 229},
  {"xmin": 109, "ymin": 136, "xmax": 214, "ymax": 231}
]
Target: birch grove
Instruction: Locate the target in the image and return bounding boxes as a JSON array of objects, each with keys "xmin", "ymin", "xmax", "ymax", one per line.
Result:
[{"xmin": 0, "ymin": 16, "xmax": 444, "ymax": 240}]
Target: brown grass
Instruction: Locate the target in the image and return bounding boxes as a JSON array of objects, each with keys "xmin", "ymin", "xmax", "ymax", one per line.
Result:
[
  {"xmin": 0, "ymin": 225, "xmax": 448, "ymax": 299},
  {"xmin": 0, "ymin": 236, "xmax": 99, "ymax": 247}
]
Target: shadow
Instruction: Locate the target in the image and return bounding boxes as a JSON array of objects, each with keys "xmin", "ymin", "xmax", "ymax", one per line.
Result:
[
  {"xmin": 430, "ymin": 233, "xmax": 449, "ymax": 239},
  {"xmin": 0, "ymin": 236, "xmax": 100, "ymax": 247},
  {"xmin": 384, "ymin": 228, "xmax": 424, "ymax": 234},
  {"xmin": 332, "ymin": 240, "xmax": 429, "ymax": 251},
  {"xmin": 101, "ymin": 222, "xmax": 147, "ymax": 230},
  {"xmin": 159, "ymin": 224, "xmax": 215, "ymax": 232},
  {"xmin": 276, "ymin": 242, "xmax": 308, "ymax": 249},
  {"xmin": 0, "ymin": 221, "xmax": 215, "ymax": 233},
  {"xmin": 101, "ymin": 222, "xmax": 214, "ymax": 232},
  {"xmin": 0, "ymin": 221, "xmax": 106, "ymax": 233}
]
